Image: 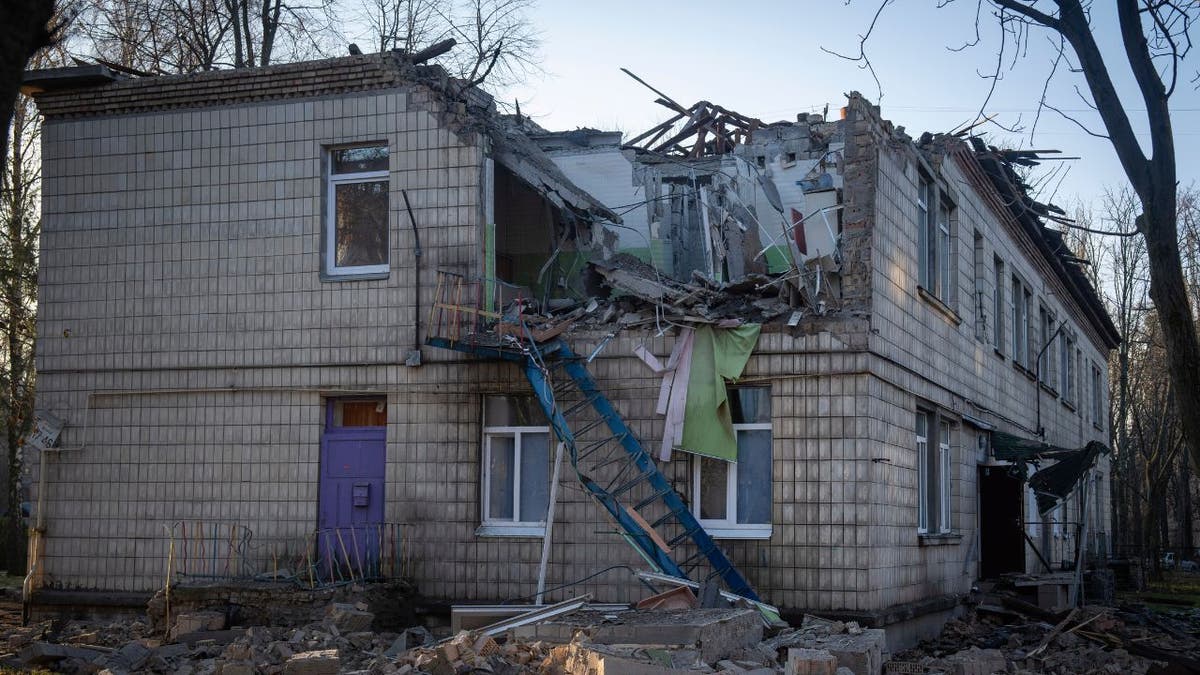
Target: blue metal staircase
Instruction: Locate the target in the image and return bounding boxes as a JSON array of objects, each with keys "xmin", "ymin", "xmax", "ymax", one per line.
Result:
[{"xmin": 427, "ymin": 327, "xmax": 759, "ymax": 600}]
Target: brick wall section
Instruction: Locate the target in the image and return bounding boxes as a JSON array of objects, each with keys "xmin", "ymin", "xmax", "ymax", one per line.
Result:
[{"xmin": 33, "ymin": 54, "xmax": 406, "ymax": 119}]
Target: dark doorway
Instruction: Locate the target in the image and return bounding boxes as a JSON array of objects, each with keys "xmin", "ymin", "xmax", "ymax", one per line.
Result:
[{"xmin": 979, "ymin": 465, "xmax": 1025, "ymax": 578}]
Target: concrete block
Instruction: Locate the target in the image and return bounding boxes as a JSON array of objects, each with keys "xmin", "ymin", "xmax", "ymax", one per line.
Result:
[
  {"xmin": 815, "ymin": 629, "xmax": 885, "ymax": 675},
  {"xmin": 943, "ymin": 647, "xmax": 1006, "ymax": 675},
  {"xmin": 324, "ymin": 603, "xmax": 374, "ymax": 632},
  {"xmin": 513, "ymin": 608, "xmax": 762, "ymax": 663},
  {"xmin": 173, "ymin": 610, "xmax": 226, "ymax": 638},
  {"xmin": 545, "ymin": 643, "xmax": 691, "ymax": 674},
  {"xmin": 283, "ymin": 649, "xmax": 340, "ymax": 675},
  {"xmin": 786, "ymin": 648, "xmax": 838, "ymax": 675}
]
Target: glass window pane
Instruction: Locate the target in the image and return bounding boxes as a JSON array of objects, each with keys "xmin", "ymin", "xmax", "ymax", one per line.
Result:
[
  {"xmin": 334, "ymin": 180, "xmax": 388, "ymax": 267},
  {"xmin": 519, "ymin": 433, "xmax": 550, "ymax": 522},
  {"xmin": 699, "ymin": 456, "xmax": 729, "ymax": 520},
  {"xmin": 736, "ymin": 429, "xmax": 772, "ymax": 524},
  {"xmin": 484, "ymin": 396, "xmax": 544, "ymax": 427},
  {"xmin": 729, "ymin": 388, "xmax": 771, "ymax": 424},
  {"xmin": 487, "ymin": 435, "xmax": 515, "ymax": 521},
  {"xmin": 332, "ymin": 145, "xmax": 388, "ymax": 174}
]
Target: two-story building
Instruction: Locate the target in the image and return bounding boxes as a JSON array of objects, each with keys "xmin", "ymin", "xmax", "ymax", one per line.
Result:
[{"xmin": 22, "ymin": 51, "xmax": 1117, "ymax": 647}]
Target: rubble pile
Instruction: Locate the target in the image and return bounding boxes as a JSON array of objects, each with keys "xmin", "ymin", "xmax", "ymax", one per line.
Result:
[
  {"xmin": 0, "ymin": 599, "xmax": 893, "ymax": 674},
  {"xmin": 891, "ymin": 603, "xmax": 1200, "ymax": 674}
]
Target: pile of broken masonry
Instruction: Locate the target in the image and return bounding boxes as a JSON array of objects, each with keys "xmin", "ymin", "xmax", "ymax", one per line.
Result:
[
  {"xmin": 5, "ymin": 591, "xmax": 1200, "ymax": 674},
  {"xmin": 1, "ymin": 594, "xmax": 888, "ymax": 675}
]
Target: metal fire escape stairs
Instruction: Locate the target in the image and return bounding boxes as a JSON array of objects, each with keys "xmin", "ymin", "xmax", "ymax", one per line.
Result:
[{"xmin": 426, "ymin": 272, "xmax": 759, "ymax": 601}]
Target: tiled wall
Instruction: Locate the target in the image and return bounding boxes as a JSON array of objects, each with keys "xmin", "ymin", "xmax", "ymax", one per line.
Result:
[
  {"xmin": 33, "ymin": 87, "xmax": 1112, "ymax": 622},
  {"xmin": 860, "ymin": 108, "xmax": 1112, "ymax": 609}
]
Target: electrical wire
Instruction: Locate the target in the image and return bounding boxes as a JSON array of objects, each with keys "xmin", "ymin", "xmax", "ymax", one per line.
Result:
[{"xmin": 500, "ymin": 564, "xmax": 657, "ymax": 604}]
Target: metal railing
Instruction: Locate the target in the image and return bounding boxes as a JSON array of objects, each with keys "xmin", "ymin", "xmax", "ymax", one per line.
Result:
[{"xmin": 164, "ymin": 520, "xmax": 411, "ymax": 589}]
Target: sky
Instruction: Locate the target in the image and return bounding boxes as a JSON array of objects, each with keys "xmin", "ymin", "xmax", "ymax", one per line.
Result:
[{"xmin": 496, "ymin": 1, "xmax": 1200, "ymax": 219}]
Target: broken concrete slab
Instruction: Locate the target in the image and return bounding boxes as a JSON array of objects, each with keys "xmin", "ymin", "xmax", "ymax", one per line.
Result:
[
  {"xmin": 283, "ymin": 648, "xmax": 340, "ymax": 675},
  {"xmin": 545, "ymin": 642, "xmax": 703, "ymax": 674},
  {"xmin": 512, "ymin": 607, "xmax": 763, "ymax": 663},
  {"xmin": 324, "ymin": 603, "xmax": 374, "ymax": 633},
  {"xmin": 172, "ymin": 610, "xmax": 226, "ymax": 638},
  {"xmin": 813, "ymin": 630, "xmax": 885, "ymax": 675},
  {"xmin": 19, "ymin": 640, "xmax": 108, "ymax": 665}
]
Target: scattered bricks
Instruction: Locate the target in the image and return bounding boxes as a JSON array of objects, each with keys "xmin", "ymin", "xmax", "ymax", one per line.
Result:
[
  {"xmin": 324, "ymin": 603, "xmax": 374, "ymax": 633},
  {"xmin": 472, "ymin": 635, "xmax": 500, "ymax": 657},
  {"xmin": 283, "ymin": 649, "xmax": 340, "ymax": 675},
  {"xmin": 786, "ymin": 648, "xmax": 839, "ymax": 675}
]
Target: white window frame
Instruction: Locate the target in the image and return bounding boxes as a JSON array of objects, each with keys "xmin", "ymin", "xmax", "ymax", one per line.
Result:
[
  {"xmin": 1091, "ymin": 362, "xmax": 1104, "ymax": 430},
  {"xmin": 917, "ymin": 412, "xmax": 930, "ymax": 533},
  {"xmin": 936, "ymin": 199, "xmax": 952, "ymax": 304},
  {"xmin": 691, "ymin": 390, "xmax": 773, "ymax": 540},
  {"xmin": 917, "ymin": 411, "xmax": 953, "ymax": 535},
  {"xmin": 993, "ymin": 256, "xmax": 1005, "ymax": 353},
  {"xmin": 917, "ymin": 176, "xmax": 931, "ymax": 290},
  {"xmin": 939, "ymin": 421, "xmax": 952, "ymax": 533},
  {"xmin": 1061, "ymin": 332, "xmax": 1077, "ymax": 405},
  {"xmin": 916, "ymin": 176, "xmax": 955, "ymax": 306},
  {"xmin": 479, "ymin": 402, "xmax": 551, "ymax": 537},
  {"xmin": 325, "ymin": 144, "xmax": 390, "ymax": 277}
]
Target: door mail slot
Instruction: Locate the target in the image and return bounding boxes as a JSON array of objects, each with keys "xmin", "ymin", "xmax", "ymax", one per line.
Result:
[{"xmin": 352, "ymin": 483, "xmax": 370, "ymax": 507}]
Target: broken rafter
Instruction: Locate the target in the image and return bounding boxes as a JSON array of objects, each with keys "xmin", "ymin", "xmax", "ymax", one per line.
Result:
[{"xmin": 619, "ymin": 70, "xmax": 767, "ymax": 157}]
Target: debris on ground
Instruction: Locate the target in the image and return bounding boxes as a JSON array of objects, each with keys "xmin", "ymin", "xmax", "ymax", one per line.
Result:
[
  {"xmin": 7, "ymin": 589, "xmax": 1200, "ymax": 674},
  {"xmin": 890, "ymin": 600, "xmax": 1200, "ymax": 674}
]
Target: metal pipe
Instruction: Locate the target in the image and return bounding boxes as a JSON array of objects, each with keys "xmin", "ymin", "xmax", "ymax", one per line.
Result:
[
  {"xmin": 403, "ymin": 189, "xmax": 423, "ymax": 366},
  {"xmin": 535, "ymin": 442, "xmax": 565, "ymax": 604}
]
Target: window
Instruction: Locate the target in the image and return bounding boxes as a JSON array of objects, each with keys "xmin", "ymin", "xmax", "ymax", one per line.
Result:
[
  {"xmin": 917, "ymin": 411, "xmax": 954, "ymax": 534},
  {"xmin": 481, "ymin": 395, "xmax": 551, "ymax": 536},
  {"xmin": 1091, "ymin": 363, "xmax": 1104, "ymax": 430},
  {"xmin": 1011, "ymin": 276, "xmax": 1030, "ymax": 369},
  {"xmin": 693, "ymin": 387, "xmax": 772, "ymax": 538},
  {"xmin": 993, "ymin": 256, "xmax": 1005, "ymax": 353},
  {"xmin": 1038, "ymin": 306, "xmax": 1057, "ymax": 387},
  {"xmin": 973, "ymin": 231, "xmax": 986, "ymax": 341},
  {"xmin": 916, "ymin": 175, "xmax": 955, "ymax": 305},
  {"xmin": 1061, "ymin": 332, "xmax": 1077, "ymax": 405},
  {"xmin": 325, "ymin": 144, "xmax": 389, "ymax": 277}
]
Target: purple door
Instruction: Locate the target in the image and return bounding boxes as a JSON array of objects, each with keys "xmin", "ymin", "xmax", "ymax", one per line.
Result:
[{"xmin": 319, "ymin": 400, "xmax": 386, "ymax": 581}]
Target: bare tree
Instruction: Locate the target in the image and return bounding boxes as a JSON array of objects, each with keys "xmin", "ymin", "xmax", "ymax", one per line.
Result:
[
  {"xmin": 357, "ymin": 0, "xmax": 449, "ymax": 54},
  {"xmin": 836, "ymin": 1, "xmax": 1200, "ymax": 473},
  {"xmin": 78, "ymin": 0, "xmax": 337, "ymax": 73},
  {"xmin": 0, "ymin": 0, "xmax": 56, "ymax": 163},
  {"xmin": 0, "ymin": 51, "xmax": 51, "ymax": 576},
  {"xmin": 440, "ymin": 0, "xmax": 540, "ymax": 89}
]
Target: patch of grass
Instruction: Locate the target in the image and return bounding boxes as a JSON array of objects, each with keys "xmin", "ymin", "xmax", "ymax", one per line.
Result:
[
  {"xmin": 0, "ymin": 574, "xmax": 23, "ymax": 589},
  {"xmin": 1119, "ymin": 571, "xmax": 1200, "ymax": 611}
]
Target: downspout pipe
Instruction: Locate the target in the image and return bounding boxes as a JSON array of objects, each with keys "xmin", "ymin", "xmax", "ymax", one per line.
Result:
[
  {"xmin": 1035, "ymin": 321, "xmax": 1067, "ymax": 438},
  {"xmin": 403, "ymin": 190, "xmax": 423, "ymax": 366}
]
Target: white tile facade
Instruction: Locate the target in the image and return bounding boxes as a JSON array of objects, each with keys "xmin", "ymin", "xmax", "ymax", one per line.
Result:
[{"xmin": 32, "ymin": 78, "xmax": 1112, "ymax": 626}]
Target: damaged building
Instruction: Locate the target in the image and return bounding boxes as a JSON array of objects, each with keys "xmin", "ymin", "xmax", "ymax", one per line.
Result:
[{"xmin": 21, "ymin": 50, "xmax": 1117, "ymax": 648}]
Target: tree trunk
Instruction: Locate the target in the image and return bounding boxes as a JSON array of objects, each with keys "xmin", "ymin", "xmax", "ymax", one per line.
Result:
[{"xmin": 0, "ymin": 0, "xmax": 54, "ymax": 164}]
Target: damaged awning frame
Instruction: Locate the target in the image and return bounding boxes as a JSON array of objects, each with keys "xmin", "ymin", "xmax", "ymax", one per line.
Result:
[{"xmin": 992, "ymin": 431, "xmax": 1109, "ymax": 516}]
